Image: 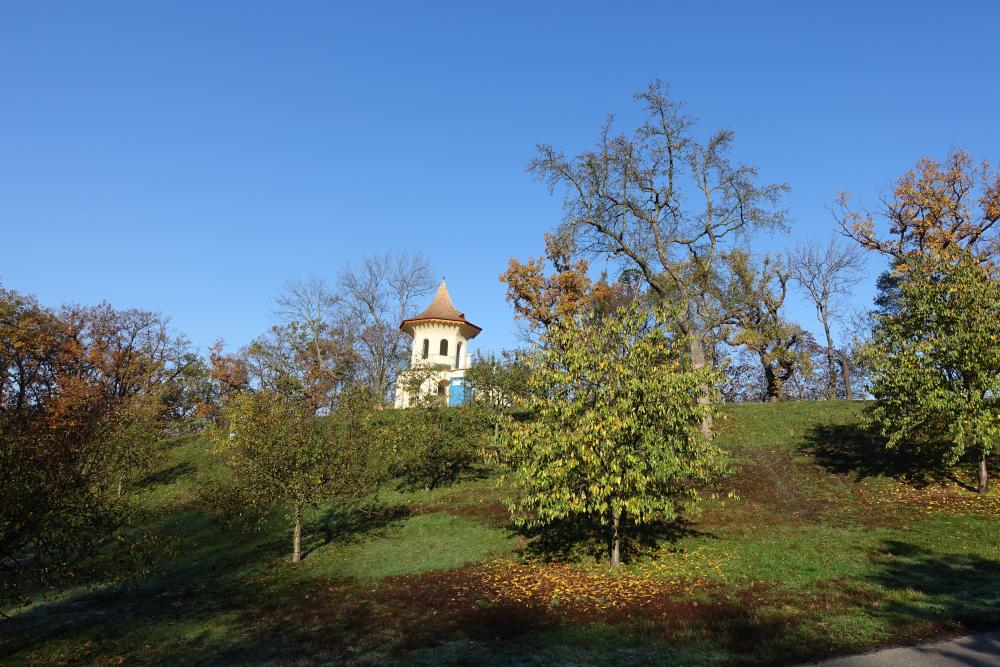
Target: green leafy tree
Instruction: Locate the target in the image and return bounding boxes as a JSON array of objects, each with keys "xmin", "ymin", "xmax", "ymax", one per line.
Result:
[
  {"xmin": 494, "ymin": 302, "xmax": 728, "ymax": 567},
  {"xmin": 464, "ymin": 350, "xmax": 531, "ymax": 445},
  {"xmin": 216, "ymin": 389, "xmax": 374, "ymax": 563},
  {"xmin": 863, "ymin": 255, "xmax": 1000, "ymax": 494},
  {"xmin": 374, "ymin": 406, "xmax": 488, "ymax": 491}
]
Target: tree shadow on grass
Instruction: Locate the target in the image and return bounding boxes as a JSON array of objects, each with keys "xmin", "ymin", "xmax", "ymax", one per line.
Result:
[
  {"xmin": 138, "ymin": 460, "xmax": 196, "ymax": 488},
  {"xmin": 864, "ymin": 539, "xmax": 1000, "ymax": 632},
  {"xmin": 517, "ymin": 514, "xmax": 711, "ymax": 565},
  {"xmin": 303, "ymin": 503, "xmax": 412, "ymax": 558},
  {"xmin": 391, "ymin": 462, "xmax": 493, "ymax": 494},
  {"xmin": 0, "ymin": 509, "xmax": 292, "ymax": 664},
  {"xmin": 802, "ymin": 422, "xmax": 965, "ymax": 488}
]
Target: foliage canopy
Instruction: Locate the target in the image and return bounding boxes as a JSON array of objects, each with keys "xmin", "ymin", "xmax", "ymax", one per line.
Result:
[
  {"xmin": 494, "ymin": 302, "xmax": 728, "ymax": 567},
  {"xmin": 863, "ymin": 255, "xmax": 1000, "ymax": 493}
]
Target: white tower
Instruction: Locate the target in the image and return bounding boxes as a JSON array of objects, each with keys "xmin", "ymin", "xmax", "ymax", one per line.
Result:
[{"xmin": 394, "ymin": 280, "xmax": 481, "ymax": 408}]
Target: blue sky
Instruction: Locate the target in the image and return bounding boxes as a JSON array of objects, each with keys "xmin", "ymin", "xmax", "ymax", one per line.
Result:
[{"xmin": 2, "ymin": 1, "xmax": 998, "ymax": 357}]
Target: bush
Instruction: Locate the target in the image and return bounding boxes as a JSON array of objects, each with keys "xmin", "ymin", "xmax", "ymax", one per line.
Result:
[{"xmin": 370, "ymin": 406, "xmax": 489, "ymax": 491}]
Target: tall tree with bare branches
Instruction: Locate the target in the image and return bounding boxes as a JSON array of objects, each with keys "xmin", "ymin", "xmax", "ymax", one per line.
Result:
[
  {"xmin": 790, "ymin": 238, "xmax": 865, "ymax": 399},
  {"xmin": 528, "ymin": 80, "xmax": 789, "ymax": 436},
  {"xmin": 274, "ymin": 277, "xmax": 357, "ymax": 412},
  {"xmin": 338, "ymin": 252, "xmax": 435, "ymax": 402}
]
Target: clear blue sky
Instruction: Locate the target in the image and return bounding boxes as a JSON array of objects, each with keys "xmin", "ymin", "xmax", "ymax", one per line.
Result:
[{"xmin": 2, "ymin": 1, "xmax": 998, "ymax": 356}]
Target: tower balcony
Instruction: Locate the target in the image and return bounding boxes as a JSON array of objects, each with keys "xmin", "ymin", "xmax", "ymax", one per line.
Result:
[{"xmin": 412, "ymin": 352, "xmax": 472, "ymax": 370}]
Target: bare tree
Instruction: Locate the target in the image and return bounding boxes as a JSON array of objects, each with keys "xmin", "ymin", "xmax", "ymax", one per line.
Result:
[
  {"xmin": 790, "ymin": 238, "xmax": 865, "ymax": 399},
  {"xmin": 274, "ymin": 277, "xmax": 358, "ymax": 412},
  {"xmin": 529, "ymin": 81, "xmax": 789, "ymax": 436},
  {"xmin": 338, "ymin": 252, "xmax": 435, "ymax": 402}
]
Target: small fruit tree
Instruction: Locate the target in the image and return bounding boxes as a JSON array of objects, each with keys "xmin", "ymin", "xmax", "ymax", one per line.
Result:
[{"xmin": 494, "ymin": 302, "xmax": 728, "ymax": 567}]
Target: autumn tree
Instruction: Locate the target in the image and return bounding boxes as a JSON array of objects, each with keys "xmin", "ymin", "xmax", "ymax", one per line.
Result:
[
  {"xmin": 528, "ymin": 81, "xmax": 789, "ymax": 436},
  {"xmin": 837, "ymin": 148, "xmax": 1000, "ymax": 266},
  {"xmin": 500, "ymin": 232, "xmax": 596, "ymax": 337},
  {"xmin": 216, "ymin": 388, "xmax": 375, "ymax": 563},
  {"xmin": 338, "ymin": 252, "xmax": 436, "ymax": 402},
  {"xmin": 0, "ymin": 288, "xmax": 184, "ymax": 603},
  {"xmin": 790, "ymin": 238, "xmax": 865, "ymax": 399},
  {"xmin": 242, "ymin": 320, "xmax": 357, "ymax": 415},
  {"xmin": 724, "ymin": 251, "xmax": 812, "ymax": 402},
  {"xmin": 841, "ymin": 150, "xmax": 1000, "ymax": 494},
  {"xmin": 494, "ymin": 302, "xmax": 726, "ymax": 567},
  {"xmin": 862, "ymin": 255, "xmax": 1000, "ymax": 494}
]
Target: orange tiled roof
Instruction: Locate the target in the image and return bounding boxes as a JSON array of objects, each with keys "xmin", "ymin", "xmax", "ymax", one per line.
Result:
[{"xmin": 400, "ymin": 280, "xmax": 481, "ymax": 337}]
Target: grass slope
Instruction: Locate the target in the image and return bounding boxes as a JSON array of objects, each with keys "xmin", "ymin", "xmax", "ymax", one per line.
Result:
[{"xmin": 2, "ymin": 401, "xmax": 998, "ymax": 666}]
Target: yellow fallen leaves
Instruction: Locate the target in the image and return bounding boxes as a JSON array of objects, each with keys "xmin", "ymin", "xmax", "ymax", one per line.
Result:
[
  {"xmin": 450, "ymin": 548, "xmax": 729, "ymax": 613},
  {"xmin": 865, "ymin": 483, "xmax": 1000, "ymax": 517}
]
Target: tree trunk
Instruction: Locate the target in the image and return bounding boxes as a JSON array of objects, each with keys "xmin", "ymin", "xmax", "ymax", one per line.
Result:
[
  {"xmin": 978, "ymin": 451, "xmax": 989, "ymax": 495},
  {"xmin": 292, "ymin": 505, "xmax": 303, "ymax": 563},
  {"xmin": 821, "ymin": 316, "xmax": 837, "ymax": 400},
  {"xmin": 839, "ymin": 351, "xmax": 854, "ymax": 401},
  {"xmin": 762, "ymin": 361, "xmax": 780, "ymax": 402},
  {"xmin": 688, "ymin": 335, "xmax": 713, "ymax": 440},
  {"xmin": 117, "ymin": 477, "xmax": 124, "ymax": 498},
  {"xmin": 609, "ymin": 507, "xmax": 622, "ymax": 568}
]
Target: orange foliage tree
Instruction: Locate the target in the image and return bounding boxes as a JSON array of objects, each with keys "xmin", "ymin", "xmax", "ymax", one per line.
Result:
[
  {"xmin": 837, "ymin": 148, "xmax": 1000, "ymax": 267},
  {"xmin": 1, "ymin": 287, "xmax": 187, "ymax": 603},
  {"xmin": 500, "ymin": 231, "xmax": 637, "ymax": 339}
]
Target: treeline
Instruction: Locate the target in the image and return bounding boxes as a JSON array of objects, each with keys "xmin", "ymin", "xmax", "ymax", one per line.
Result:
[
  {"xmin": 0, "ymin": 291, "xmax": 195, "ymax": 603},
  {"xmin": 0, "ymin": 251, "xmax": 512, "ymax": 601},
  {"xmin": 499, "ymin": 81, "xmax": 999, "ymax": 517},
  {"xmin": 3, "ymin": 80, "xmax": 997, "ymax": 594}
]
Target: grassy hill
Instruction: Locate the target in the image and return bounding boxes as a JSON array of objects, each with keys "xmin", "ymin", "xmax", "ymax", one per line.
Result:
[{"xmin": 2, "ymin": 401, "xmax": 999, "ymax": 666}]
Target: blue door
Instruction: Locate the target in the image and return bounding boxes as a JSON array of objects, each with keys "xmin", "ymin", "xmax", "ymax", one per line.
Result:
[{"xmin": 449, "ymin": 378, "xmax": 466, "ymax": 406}]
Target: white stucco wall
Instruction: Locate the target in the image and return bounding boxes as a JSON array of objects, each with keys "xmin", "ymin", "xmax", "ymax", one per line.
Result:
[{"xmin": 394, "ymin": 321, "xmax": 473, "ymax": 408}]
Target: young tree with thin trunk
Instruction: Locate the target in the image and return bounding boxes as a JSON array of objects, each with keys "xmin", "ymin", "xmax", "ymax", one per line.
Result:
[
  {"xmin": 494, "ymin": 302, "xmax": 727, "ymax": 568},
  {"xmin": 528, "ymin": 81, "xmax": 789, "ymax": 438},
  {"xmin": 790, "ymin": 238, "xmax": 865, "ymax": 399},
  {"xmin": 216, "ymin": 389, "xmax": 373, "ymax": 562}
]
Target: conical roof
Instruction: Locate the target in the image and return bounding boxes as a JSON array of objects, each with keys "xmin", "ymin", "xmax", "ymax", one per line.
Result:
[{"xmin": 401, "ymin": 280, "xmax": 481, "ymax": 338}]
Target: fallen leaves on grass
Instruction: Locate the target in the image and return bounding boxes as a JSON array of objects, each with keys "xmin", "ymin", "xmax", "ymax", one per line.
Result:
[
  {"xmin": 866, "ymin": 484, "xmax": 1000, "ymax": 517},
  {"xmin": 452, "ymin": 548, "xmax": 730, "ymax": 614}
]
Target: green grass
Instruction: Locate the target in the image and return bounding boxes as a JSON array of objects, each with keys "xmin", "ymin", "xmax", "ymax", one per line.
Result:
[
  {"xmin": 3, "ymin": 400, "xmax": 999, "ymax": 666},
  {"xmin": 300, "ymin": 511, "xmax": 513, "ymax": 580}
]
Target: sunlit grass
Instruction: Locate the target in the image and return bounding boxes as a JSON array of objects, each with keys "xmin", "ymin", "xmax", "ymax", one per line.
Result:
[{"xmin": 4, "ymin": 400, "xmax": 1000, "ymax": 666}]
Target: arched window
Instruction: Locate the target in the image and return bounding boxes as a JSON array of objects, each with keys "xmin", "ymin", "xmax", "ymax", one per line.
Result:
[
  {"xmin": 455, "ymin": 341, "xmax": 463, "ymax": 369},
  {"xmin": 439, "ymin": 339, "xmax": 449, "ymax": 357},
  {"xmin": 421, "ymin": 338, "xmax": 429, "ymax": 359}
]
